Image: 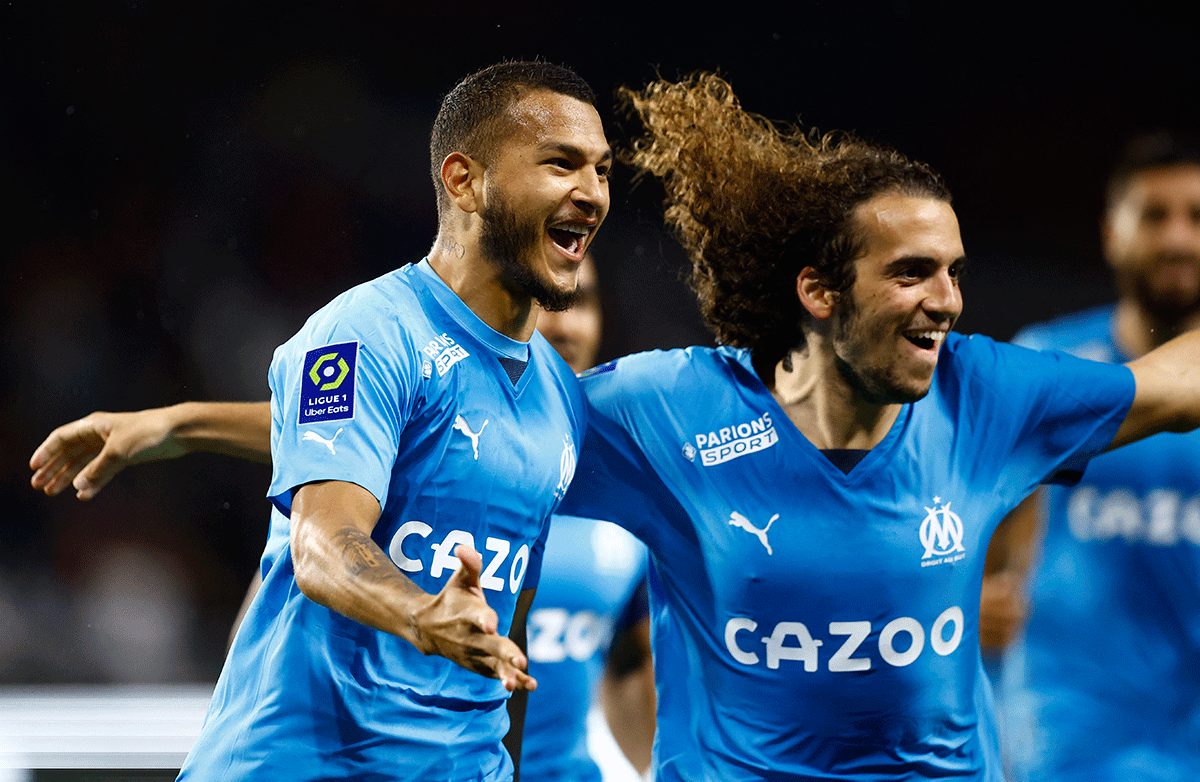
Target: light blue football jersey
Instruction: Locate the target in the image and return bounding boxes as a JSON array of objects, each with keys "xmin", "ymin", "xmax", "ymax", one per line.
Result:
[
  {"xmin": 1000, "ymin": 305, "xmax": 1200, "ymax": 781},
  {"xmin": 561, "ymin": 332, "xmax": 1134, "ymax": 781},
  {"xmin": 179, "ymin": 258, "xmax": 586, "ymax": 782},
  {"xmin": 522, "ymin": 514, "xmax": 648, "ymax": 782}
]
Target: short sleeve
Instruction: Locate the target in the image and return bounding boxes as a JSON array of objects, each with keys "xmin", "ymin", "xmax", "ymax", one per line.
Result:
[
  {"xmin": 952, "ymin": 335, "xmax": 1135, "ymax": 490},
  {"xmin": 267, "ymin": 320, "xmax": 415, "ymax": 514}
]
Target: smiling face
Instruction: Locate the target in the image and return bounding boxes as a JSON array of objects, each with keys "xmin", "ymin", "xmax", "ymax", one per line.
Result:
[
  {"xmin": 478, "ymin": 90, "xmax": 611, "ymax": 311},
  {"xmin": 1105, "ymin": 163, "xmax": 1200, "ymax": 324},
  {"xmin": 829, "ymin": 194, "xmax": 965, "ymax": 404}
]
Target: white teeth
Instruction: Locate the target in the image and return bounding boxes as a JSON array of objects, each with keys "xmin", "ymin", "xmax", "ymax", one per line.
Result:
[{"xmin": 557, "ymin": 224, "xmax": 589, "ymax": 235}]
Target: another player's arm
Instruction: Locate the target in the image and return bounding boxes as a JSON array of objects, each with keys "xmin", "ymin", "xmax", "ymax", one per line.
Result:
[
  {"xmin": 1112, "ymin": 329, "xmax": 1200, "ymax": 449},
  {"xmin": 290, "ymin": 479, "xmax": 536, "ymax": 691},
  {"xmin": 30, "ymin": 401, "xmax": 272, "ymax": 499},
  {"xmin": 504, "ymin": 587, "xmax": 537, "ymax": 781},
  {"xmin": 979, "ymin": 491, "xmax": 1043, "ymax": 650},
  {"xmin": 601, "ymin": 615, "xmax": 656, "ymax": 774}
]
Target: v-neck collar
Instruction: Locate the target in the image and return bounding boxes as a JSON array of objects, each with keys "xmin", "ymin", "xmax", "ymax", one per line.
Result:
[
  {"xmin": 411, "ymin": 258, "xmax": 535, "ymax": 394},
  {"xmin": 729, "ymin": 348, "xmax": 911, "ymax": 484}
]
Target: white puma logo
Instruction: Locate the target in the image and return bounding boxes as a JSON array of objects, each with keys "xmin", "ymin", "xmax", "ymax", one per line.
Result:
[
  {"xmin": 453, "ymin": 415, "xmax": 489, "ymax": 460},
  {"xmin": 302, "ymin": 427, "xmax": 343, "ymax": 455},
  {"xmin": 728, "ymin": 511, "xmax": 780, "ymax": 555}
]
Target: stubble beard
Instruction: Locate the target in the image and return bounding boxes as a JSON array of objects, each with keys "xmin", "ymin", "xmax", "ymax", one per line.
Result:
[
  {"xmin": 479, "ymin": 186, "xmax": 581, "ymax": 313},
  {"xmin": 831, "ymin": 292, "xmax": 932, "ymax": 406},
  {"xmin": 1126, "ymin": 253, "xmax": 1200, "ymax": 326}
]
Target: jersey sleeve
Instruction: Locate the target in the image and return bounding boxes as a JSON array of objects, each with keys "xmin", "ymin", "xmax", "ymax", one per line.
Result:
[
  {"xmin": 267, "ymin": 311, "xmax": 415, "ymax": 514},
  {"xmin": 954, "ymin": 334, "xmax": 1135, "ymax": 489}
]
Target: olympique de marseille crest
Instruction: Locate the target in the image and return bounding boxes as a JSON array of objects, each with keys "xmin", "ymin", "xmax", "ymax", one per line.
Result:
[{"xmin": 919, "ymin": 497, "xmax": 966, "ymax": 567}]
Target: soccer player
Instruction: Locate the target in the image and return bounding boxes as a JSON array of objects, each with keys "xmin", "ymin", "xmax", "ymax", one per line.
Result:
[
  {"xmin": 30, "ymin": 257, "xmax": 655, "ymax": 781},
  {"xmin": 43, "ymin": 59, "xmax": 610, "ymax": 781},
  {"xmin": 985, "ymin": 131, "xmax": 1200, "ymax": 780},
  {"xmin": 554, "ymin": 74, "xmax": 1200, "ymax": 781}
]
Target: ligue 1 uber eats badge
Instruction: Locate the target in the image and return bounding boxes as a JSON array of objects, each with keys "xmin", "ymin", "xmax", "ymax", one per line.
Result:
[{"xmin": 299, "ymin": 341, "xmax": 358, "ymax": 424}]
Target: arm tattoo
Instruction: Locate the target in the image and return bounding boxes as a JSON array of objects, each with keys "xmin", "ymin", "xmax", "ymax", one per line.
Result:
[{"xmin": 332, "ymin": 528, "xmax": 397, "ymax": 581}]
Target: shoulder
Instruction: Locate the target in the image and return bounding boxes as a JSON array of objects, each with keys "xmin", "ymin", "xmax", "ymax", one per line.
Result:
[
  {"xmin": 1011, "ymin": 304, "xmax": 1117, "ymax": 359},
  {"xmin": 935, "ymin": 331, "xmax": 1063, "ymax": 407},
  {"xmin": 579, "ymin": 345, "xmax": 742, "ymax": 394}
]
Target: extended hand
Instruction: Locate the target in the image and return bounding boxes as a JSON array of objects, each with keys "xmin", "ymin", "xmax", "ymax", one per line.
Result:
[
  {"xmin": 29, "ymin": 409, "xmax": 186, "ymax": 500},
  {"xmin": 409, "ymin": 544, "xmax": 537, "ymax": 692}
]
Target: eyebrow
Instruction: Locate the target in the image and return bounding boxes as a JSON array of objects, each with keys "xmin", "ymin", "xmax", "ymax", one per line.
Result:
[
  {"xmin": 882, "ymin": 255, "xmax": 968, "ymax": 274},
  {"xmin": 538, "ymin": 141, "xmax": 613, "ymax": 163}
]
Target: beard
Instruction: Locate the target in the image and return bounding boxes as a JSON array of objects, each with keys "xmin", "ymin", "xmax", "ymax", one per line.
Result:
[
  {"xmin": 1123, "ymin": 252, "xmax": 1200, "ymax": 324},
  {"xmin": 478, "ymin": 186, "xmax": 581, "ymax": 313},
  {"xmin": 830, "ymin": 290, "xmax": 934, "ymax": 406}
]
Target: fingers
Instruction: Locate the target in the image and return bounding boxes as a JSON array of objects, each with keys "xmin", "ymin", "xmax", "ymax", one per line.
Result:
[
  {"xmin": 72, "ymin": 443, "xmax": 129, "ymax": 500},
  {"xmin": 452, "ymin": 543, "xmax": 484, "ymax": 584},
  {"xmin": 465, "ymin": 639, "xmax": 536, "ymax": 692},
  {"xmin": 30, "ymin": 419, "xmax": 105, "ymax": 496},
  {"xmin": 448, "ymin": 544, "xmax": 492, "ymax": 630}
]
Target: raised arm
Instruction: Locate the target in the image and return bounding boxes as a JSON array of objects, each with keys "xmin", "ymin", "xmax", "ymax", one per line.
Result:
[
  {"xmin": 29, "ymin": 401, "xmax": 271, "ymax": 500},
  {"xmin": 289, "ymin": 479, "xmax": 537, "ymax": 692},
  {"xmin": 1111, "ymin": 330, "xmax": 1200, "ymax": 450}
]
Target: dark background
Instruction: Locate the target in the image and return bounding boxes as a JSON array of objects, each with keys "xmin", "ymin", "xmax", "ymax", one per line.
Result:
[{"xmin": 3, "ymin": 1, "xmax": 1195, "ymax": 682}]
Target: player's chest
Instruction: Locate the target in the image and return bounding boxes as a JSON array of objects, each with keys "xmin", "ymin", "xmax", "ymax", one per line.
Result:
[{"xmin": 405, "ymin": 369, "xmax": 578, "ymax": 502}]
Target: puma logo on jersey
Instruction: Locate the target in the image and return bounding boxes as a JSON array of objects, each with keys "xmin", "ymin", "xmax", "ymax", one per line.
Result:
[
  {"xmin": 302, "ymin": 427, "xmax": 343, "ymax": 455},
  {"xmin": 729, "ymin": 511, "xmax": 779, "ymax": 555},
  {"xmin": 453, "ymin": 415, "xmax": 489, "ymax": 460}
]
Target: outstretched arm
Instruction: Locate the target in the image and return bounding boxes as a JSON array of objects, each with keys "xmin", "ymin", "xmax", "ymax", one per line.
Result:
[
  {"xmin": 30, "ymin": 401, "xmax": 271, "ymax": 500},
  {"xmin": 1112, "ymin": 330, "xmax": 1200, "ymax": 450},
  {"xmin": 290, "ymin": 479, "xmax": 536, "ymax": 691}
]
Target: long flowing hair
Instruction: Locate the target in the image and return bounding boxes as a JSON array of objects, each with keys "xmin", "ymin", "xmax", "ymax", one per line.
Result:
[{"xmin": 621, "ymin": 73, "xmax": 950, "ymax": 367}]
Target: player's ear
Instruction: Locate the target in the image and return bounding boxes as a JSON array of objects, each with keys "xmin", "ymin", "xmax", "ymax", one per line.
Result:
[
  {"xmin": 441, "ymin": 152, "xmax": 483, "ymax": 215},
  {"xmin": 797, "ymin": 267, "xmax": 836, "ymax": 320}
]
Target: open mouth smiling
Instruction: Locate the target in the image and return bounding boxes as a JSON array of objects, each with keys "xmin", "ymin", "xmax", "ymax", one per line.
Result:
[
  {"xmin": 548, "ymin": 223, "xmax": 591, "ymax": 256},
  {"xmin": 904, "ymin": 330, "xmax": 946, "ymax": 351}
]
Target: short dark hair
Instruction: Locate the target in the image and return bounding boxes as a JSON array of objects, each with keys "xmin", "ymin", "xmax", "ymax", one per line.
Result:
[
  {"xmin": 621, "ymin": 72, "xmax": 950, "ymax": 366},
  {"xmin": 430, "ymin": 61, "xmax": 597, "ymax": 211},
  {"xmin": 1106, "ymin": 129, "xmax": 1200, "ymax": 213}
]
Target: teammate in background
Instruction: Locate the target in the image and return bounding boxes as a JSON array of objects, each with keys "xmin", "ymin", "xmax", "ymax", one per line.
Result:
[
  {"xmin": 30, "ymin": 255, "xmax": 656, "ymax": 781},
  {"xmin": 556, "ymin": 74, "xmax": 1200, "ymax": 781},
  {"xmin": 984, "ymin": 130, "xmax": 1200, "ymax": 780},
  {"xmin": 37, "ymin": 60, "xmax": 611, "ymax": 781}
]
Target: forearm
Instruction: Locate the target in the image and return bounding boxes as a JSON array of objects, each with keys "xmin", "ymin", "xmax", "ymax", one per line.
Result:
[
  {"xmin": 1117, "ymin": 330, "xmax": 1200, "ymax": 448},
  {"xmin": 289, "ymin": 480, "xmax": 535, "ymax": 688},
  {"xmin": 166, "ymin": 401, "xmax": 272, "ymax": 464},
  {"xmin": 291, "ymin": 495, "xmax": 426, "ymax": 647}
]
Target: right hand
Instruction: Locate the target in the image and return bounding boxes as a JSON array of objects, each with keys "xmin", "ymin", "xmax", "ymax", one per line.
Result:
[
  {"xmin": 409, "ymin": 544, "xmax": 537, "ymax": 692},
  {"xmin": 29, "ymin": 409, "xmax": 186, "ymax": 500}
]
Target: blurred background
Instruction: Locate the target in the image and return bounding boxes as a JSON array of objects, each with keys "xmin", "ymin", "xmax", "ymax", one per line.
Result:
[{"xmin": 2, "ymin": 0, "xmax": 1196, "ymax": 695}]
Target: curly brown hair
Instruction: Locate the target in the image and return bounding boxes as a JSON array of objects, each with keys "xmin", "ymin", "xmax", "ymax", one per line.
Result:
[{"xmin": 621, "ymin": 73, "xmax": 950, "ymax": 367}]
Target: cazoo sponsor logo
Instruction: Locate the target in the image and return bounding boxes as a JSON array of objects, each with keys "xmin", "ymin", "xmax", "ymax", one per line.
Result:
[
  {"xmin": 388, "ymin": 523, "xmax": 530, "ymax": 594},
  {"xmin": 724, "ymin": 606, "xmax": 964, "ymax": 671}
]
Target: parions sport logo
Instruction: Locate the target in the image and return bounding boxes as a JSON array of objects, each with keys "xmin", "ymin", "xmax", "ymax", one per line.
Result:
[{"xmin": 683, "ymin": 411, "xmax": 778, "ymax": 466}]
